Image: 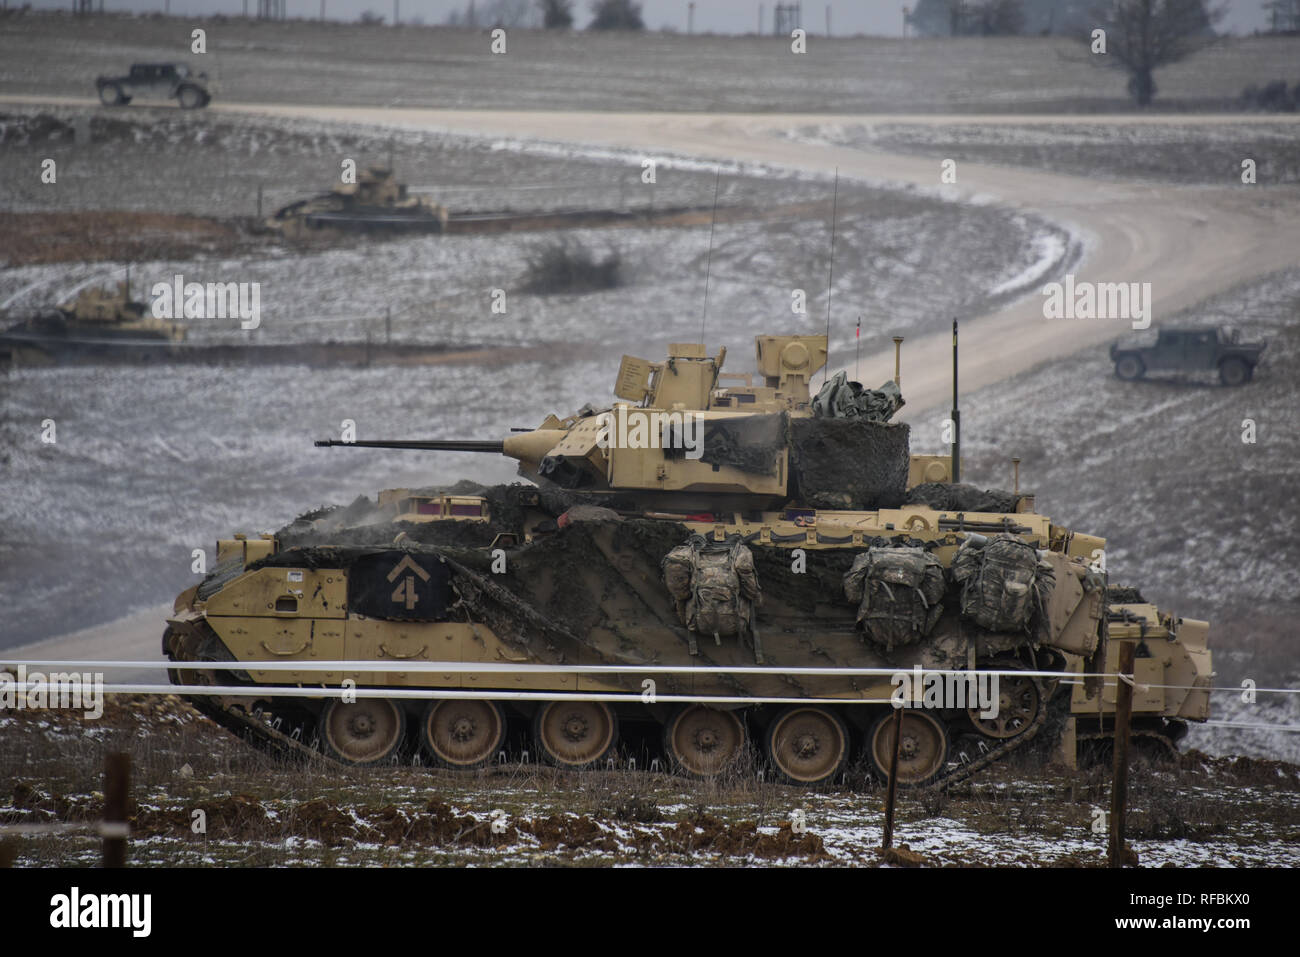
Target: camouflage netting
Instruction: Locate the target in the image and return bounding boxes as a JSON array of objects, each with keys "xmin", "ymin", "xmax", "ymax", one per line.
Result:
[
  {"xmin": 697, "ymin": 413, "xmax": 786, "ymax": 474},
  {"xmin": 811, "ymin": 371, "xmax": 905, "ymax": 422},
  {"xmin": 273, "ymin": 481, "xmax": 642, "ymax": 551},
  {"xmin": 904, "ymin": 482, "xmax": 1017, "ymax": 513},
  {"xmin": 788, "ymin": 417, "xmax": 910, "ymax": 509},
  {"xmin": 1107, "ymin": 584, "xmax": 1148, "ymax": 604}
]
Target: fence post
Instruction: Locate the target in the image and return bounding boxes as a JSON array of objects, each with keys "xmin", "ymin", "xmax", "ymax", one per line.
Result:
[
  {"xmin": 882, "ymin": 705, "xmax": 903, "ymax": 850},
  {"xmin": 1109, "ymin": 642, "xmax": 1135, "ymax": 868},
  {"xmin": 103, "ymin": 752, "xmax": 130, "ymax": 868}
]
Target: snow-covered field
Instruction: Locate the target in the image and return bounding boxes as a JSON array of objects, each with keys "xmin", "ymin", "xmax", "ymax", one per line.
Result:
[
  {"xmin": 914, "ymin": 267, "xmax": 1300, "ymax": 762},
  {"xmin": 781, "ymin": 121, "xmax": 1300, "ymax": 184},
  {"xmin": 0, "ymin": 109, "xmax": 1075, "ymax": 648}
]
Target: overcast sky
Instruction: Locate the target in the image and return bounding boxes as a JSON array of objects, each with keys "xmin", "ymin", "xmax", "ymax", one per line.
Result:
[{"xmin": 21, "ymin": 0, "xmax": 1277, "ymax": 37}]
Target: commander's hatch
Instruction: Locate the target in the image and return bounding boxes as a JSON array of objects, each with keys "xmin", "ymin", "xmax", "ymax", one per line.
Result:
[{"xmin": 614, "ymin": 343, "xmax": 725, "ymax": 410}]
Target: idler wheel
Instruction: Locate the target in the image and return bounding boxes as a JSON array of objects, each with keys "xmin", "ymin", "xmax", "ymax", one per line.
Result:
[
  {"xmin": 534, "ymin": 701, "xmax": 617, "ymax": 769},
  {"xmin": 320, "ymin": 697, "xmax": 406, "ymax": 766},
  {"xmin": 664, "ymin": 705, "xmax": 746, "ymax": 777},
  {"xmin": 967, "ymin": 671, "xmax": 1040, "ymax": 740},
  {"xmin": 765, "ymin": 706, "xmax": 849, "ymax": 786},
  {"xmin": 422, "ymin": 699, "xmax": 506, "ymax": 770},
  {"xmin": 868, "ymin": 710, "xmax": 949, "ymax": 787}
]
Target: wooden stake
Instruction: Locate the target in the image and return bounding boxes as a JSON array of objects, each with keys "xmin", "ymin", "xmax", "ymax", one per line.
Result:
[
  {"xmin": 882, "ymin": 706, "xmax": 904, "ymax": 850},
  {"xmin": 102, "ymin": 752, "xmax": 129, "ymax": 868},
  {"xmin": 1109, "ymin": 642, "xmax": 1135, "ymax": 868}
]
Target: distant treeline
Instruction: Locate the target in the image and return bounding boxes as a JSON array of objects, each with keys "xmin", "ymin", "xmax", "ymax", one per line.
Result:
[{"xmin": 907, "ymin": 0, "xmax": 1297, "ymax": 38}]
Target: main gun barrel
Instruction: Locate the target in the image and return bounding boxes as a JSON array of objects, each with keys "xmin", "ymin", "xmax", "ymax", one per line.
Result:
[{"xmin": 315, "ymin": 439, "xmax": 506, "ymax": 452}]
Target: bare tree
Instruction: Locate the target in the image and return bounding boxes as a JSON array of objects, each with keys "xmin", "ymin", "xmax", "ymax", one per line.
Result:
[
  {"xmin": 1263, "ymin": 0, "xmax": 1300, "ymax": 33},
  {"xmin": 482, "ymin": 0, "xmax": 534, "ymax": 26},
  {"xmin": 589, "ymin": 0, "xmax": 644, "ymax": 30},
  {"xmin": 1087, "ymin": 0, "xmax": 1225, "ymax": 106},
  {"xmin": 539, "ymin": 0, "xmax": 574, "ymax": 28},
  {"xmin": 907, "ymin": 0, "xmax": 1025, "ymax": 37}
]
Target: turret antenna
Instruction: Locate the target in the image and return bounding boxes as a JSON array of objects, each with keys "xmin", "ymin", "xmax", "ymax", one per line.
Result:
[
  {"xmin": 855, "ymin": 315, "xmax": 861, "ymax": 381},
  {"xmin": 700, "ymin": 165, "xmax": 722, "ymax": 345},
  {"xmin": 822, "ymin": 168, "xmax": 839, "ymax": 384}
]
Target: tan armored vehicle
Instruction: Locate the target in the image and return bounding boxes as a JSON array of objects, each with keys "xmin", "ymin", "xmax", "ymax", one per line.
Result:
[
  {"xmin": 1, "ymin": 282, "xmax": 184, "ymax": 365},
  {"xmin": 267, "ymin": 166, "xmax": 449, "ymax": 238},
  {"xmin": 166, "ymin": 334, "xmax": 1211, "ymax": 787}
]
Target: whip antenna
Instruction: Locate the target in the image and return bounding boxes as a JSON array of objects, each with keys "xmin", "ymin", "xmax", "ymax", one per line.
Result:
[
  {"xmin": 700, "ymin": 165, "xmax": 722, "ymax": 344},
  {"xmin": 822, "ymin": 168, "xmax": 839, "ymax": 383},
  {"xmin": 855, "ymin": 315, "xmax": 861, "ymax": 381}
]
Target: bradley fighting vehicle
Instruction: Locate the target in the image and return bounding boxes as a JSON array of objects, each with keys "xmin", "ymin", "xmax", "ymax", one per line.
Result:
[
  {"xmin": 165, "ymin": 334, "xmax": 1211, "ymax": 788},
  {"xmin": 267, "ymin": 166, "xmax": 450, "ymax": 238},
  {"xmin": 1, "ymin": 281, "xmax": 184, "ymax": 366}
]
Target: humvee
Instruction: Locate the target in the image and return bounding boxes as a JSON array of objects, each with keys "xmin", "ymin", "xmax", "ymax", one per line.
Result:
[
  {"xmin": 1110, "ymin": 326, "xmax": 1266, "ymax": 386},
  {"xmin": 96, "ymin": 63, "xmax": 213, "ymax": 110}
]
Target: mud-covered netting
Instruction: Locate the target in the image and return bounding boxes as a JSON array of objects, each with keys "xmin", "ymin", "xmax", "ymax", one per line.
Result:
[
  {"xmin": 1106, "ymin": 584, "xmax": 1148, "ymax": 604},
  {"xmin": 272, "ymin": 482, "xmax": 642, "ymax": 552},
  {"xmin": 904, "ymin": 482, "xmax": 1017, "ymax": 513},
  {"xmin": 698, "ymin": 413, "xmax": 785, "ymax": 474},
  {"xmin": 788, "ymin": 417, "xmax": 910, "ymax": 509}
]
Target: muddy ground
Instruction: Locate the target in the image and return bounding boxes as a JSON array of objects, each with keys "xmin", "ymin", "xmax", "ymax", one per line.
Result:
[{"xmin": 2, "ymin": 696, "xmax": 1297, "ymax": 867}]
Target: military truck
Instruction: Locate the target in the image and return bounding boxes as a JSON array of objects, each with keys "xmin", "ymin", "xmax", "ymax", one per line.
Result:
[
  {"xmin": 1110, "ymin": 326, "xmax": 1266, "ymax": 386},
  {"xmin": 96, "ymin": 63, "xmax": 213, "ymax": 110},
  {"xmin": 165, "ymin": 334, "xmax": 1211, "ymax": 787}
]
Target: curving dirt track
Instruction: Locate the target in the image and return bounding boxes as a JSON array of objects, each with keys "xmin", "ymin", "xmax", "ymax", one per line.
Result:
[
  {"xmin": 210, "ymin": 104, "xmax": 1300, "ymax": 417},
  {"xmin": 3, "ymin": 96, "xmax": 1298, "ymax": 663}
]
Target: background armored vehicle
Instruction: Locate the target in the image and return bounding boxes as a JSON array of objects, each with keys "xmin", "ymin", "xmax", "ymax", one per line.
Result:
[
  {"xmin": 96, "ymin": 62, "xmax": 213, "ymax": 109},
  {"xmin": 166, "ymin": 334, "xmax": 1211, "ymax": 788},
  {"xmin": 1110, "ymin": 325, "xmax": 1266, "ymax": 386},
  {"xmin": 268, "ymin": 166, "xmax": 450, "ymax": 237},
  {"xmin": 1, "ymin": 281, "xmax": 185, "ymax": 365}
]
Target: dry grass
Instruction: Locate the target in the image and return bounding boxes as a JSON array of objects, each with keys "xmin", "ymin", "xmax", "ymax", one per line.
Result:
[{"xmin": 3, "ymin": 695, "xmax": 1298, "ymax": 867}]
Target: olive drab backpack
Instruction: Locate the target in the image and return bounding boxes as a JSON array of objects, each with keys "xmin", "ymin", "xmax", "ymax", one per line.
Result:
[
  {"xmin": 662, "ymin": 534, "xmax": 764, "ymax": 662},
  {"xmin": 842, "ymin": 546, "xmax": 946, "ymax": 652},
  {"xmin": 950, "ymin": 533, "xmax": 1056, "ymax": 634}
]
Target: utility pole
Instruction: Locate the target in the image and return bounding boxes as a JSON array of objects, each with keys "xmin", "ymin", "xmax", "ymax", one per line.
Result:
[
  {"xmin": 688, "ymin": 2, "xmax": 694, "ymax": 34},
  {"xmin": 825, "ymin": 3, "xmax": 830, "ymax": 36},
  {"xmin": 759, "ymin": 4, "xmax": 764, "ymax": 34}
]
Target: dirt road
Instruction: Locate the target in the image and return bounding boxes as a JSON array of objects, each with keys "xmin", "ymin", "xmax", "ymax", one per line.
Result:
[{"xmin": 5, "ymin": 99, "xmax": 1298, "ymax": 663}]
